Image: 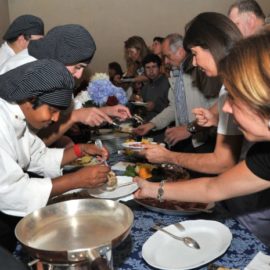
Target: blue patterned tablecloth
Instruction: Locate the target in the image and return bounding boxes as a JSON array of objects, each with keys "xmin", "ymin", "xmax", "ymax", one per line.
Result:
[
  {"xmin": 113, "ymin": 200, "xmax": 270, "ymax": 270},
  {"xmin": 108, "ymin": 151, "xmax": 270, "ymax": 270}
]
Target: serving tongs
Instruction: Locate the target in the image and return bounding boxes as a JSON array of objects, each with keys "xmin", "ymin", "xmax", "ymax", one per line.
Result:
[
  {"xmin": 132, "ymin": 114, "xmax": 144, "ymax": 124},
  {"xmin": 110, "ymin": 121, "xmax": 121, "ymax": 130}
]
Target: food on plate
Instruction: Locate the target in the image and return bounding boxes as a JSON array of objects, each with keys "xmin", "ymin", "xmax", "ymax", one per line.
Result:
[
  {"xmin": 107, "ymin": 171, "xmax": 118, "ymax": 190},
  {"xmin": 119, "ymin": 123, "xmax": 133, "ymax": 133},
  {"xmin": 125, "ymin": 138, "xmax": 153, "ymax": 144},
  {"xmin": 124, "ymin": 163, "xmax": 189, "ymax": 180},
  {"xmin": 124, "ymin": 165, "xmax": 137, "ymax": 177},
  {"xmin": 70, "ymin": 155, "xmax": 94, "ymax": 166},
  {"xmin": 138, "ymin": 166, "xmax": 152, "ymax": 179},
  {"xmin": 137, "ymin": 197, "xmax": 208, "ymax": 211},
  {"xmin": 124, "ymin": 163, "xmax": 157, "ymax": 179}
]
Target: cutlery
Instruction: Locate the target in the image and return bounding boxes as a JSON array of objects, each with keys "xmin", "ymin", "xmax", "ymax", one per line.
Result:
[
  {"xmin": 152, "ymin": 224, "xmax": 200, "ymax": 249},
  {"xmin": 94, "ymin": 139, "xmax": 108, "ymax": 166},
  {"xmin": 173, "ymin": 222, "xmax": 186, "ymax": 231},
  {"xmin": 156, "ymin": 221, "xmax": 185, "ymax": 232},
  {"xmin": 132, "ymin": 114, "xmax": 144, "ymax": 124},
  {"xmin": 111, "ymin": 121, "xmax": 121, "ymax": 129},
  {"xmin": 105, "ymin": 181, "xmax": 136, "ymax": 191}
]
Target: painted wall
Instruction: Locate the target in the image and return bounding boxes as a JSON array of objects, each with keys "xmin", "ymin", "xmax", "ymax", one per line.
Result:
[
  {"xmin": 0, "ymin": 0, "xmax": 9, "ymax": 40},
  {"xmin": 3, "ymin": 0, "xmax": 270, "ymax": 73}
]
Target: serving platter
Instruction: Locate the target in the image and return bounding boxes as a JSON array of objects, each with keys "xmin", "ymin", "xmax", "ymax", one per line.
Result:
[
  {"xmin": 135, "ymin": 198, "xmax": 214, "ymax": 216},
  {"xmin": 133, "ymin": 164, "xmax": 214, "ymax": 215}
]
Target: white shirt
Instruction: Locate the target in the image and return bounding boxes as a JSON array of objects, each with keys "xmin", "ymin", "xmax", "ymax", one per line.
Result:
[
  {"xmin": 0, "ymin": 99, "xmax": 64, "ymax": 217},
  {"xmin": 217, "ymin": 86, "xmax": 242, "ymax": 135},
  {"xmin": 0, "ymin": 42, "xmax": 16, "ymax": 67},
  {"xmin": 0, "ymin": 48, "xmax": 36, "ymax": 75}
]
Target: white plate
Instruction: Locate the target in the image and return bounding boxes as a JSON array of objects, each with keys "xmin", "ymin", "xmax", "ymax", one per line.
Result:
[
  {"xmin": 122, "ymin": 141, "xmax": 159, "ymax": 150},
  {"xmin": 142, "ymin": 220, "xmax": 232, "ymax": 270},
  {"xmin": 88, "ymin": 176, "xmax": 138, "ymax": 199},
  {"xmin": 122, "ymin": 141, "xmax": 165, "ymax": 152},
  {"xmin": 122, "ymin": 141, "xmax": 147, "ymax": 150},
  {"xmin": 131, "ymin": 101, "xmax": 148, "ymax": 107}
]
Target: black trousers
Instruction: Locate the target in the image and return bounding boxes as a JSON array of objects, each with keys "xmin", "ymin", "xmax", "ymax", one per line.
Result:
[{"xmin": 0, "ymin": 211, "xmax": 22, "ymax": 252}]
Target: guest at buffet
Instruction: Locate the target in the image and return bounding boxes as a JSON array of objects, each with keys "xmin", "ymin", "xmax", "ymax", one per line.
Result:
[
  {"xmin": 142, "ymin": 13, "xmax": 243, "ymax": 174},
  {"xmin": 134, "ymin": 34, "xmax": 216, "ymax": 154},
  {"xmin": 0, "ymin": 14, "xmax": 44, "ymax": 66},
  {"xmin": 151, "ymin": 36, "xmax": 164, "ymax": 59},
  {"xmin": 133, "ymin": 53, "xmax": 169, "ymax": 122},
  {"xmin": 108, "ymin": 61, "xmax": 123, "ymax": 86},
  {"xmin": 190, "ymin": 0, "xmax": 265, "ymax": 129},
  {"xmin": 135, "ymin": 31, "xmax": 270, "ymax": 247},
  {"xmin": 0, "ymin": 24, "xmax": 131, "ymax": 146},
  {"xmin": 124, "ymin": 35, "xmax": 150, "ymax": 83},
  {"xmin": 190, "ymin": 2, "xmax": 269, "ymax": 240},
  {"xmin": 228, "ymin": 0, "xmax": 265, "ymax": 37},
  {"xmin": 0, "ymin": 59, "xmax": 110, "ymax": 252}
]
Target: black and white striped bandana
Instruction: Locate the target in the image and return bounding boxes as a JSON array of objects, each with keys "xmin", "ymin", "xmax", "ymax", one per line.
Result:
[
  {"xmin": 3, "ymin": 14, "xmax": 44, "ymax": 40},
  {"xmin": 28, "ymin": 24, "xmax": 96, "ymax": 65},
  {"xmin": 0, "ymin": 59, "xmax": 75, "ymax": 109}
]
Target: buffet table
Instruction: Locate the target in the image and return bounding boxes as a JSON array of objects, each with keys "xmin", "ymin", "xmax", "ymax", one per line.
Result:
[{"xmin": 15, "ymin": 143, "xmax": 270, "ymax": 269}]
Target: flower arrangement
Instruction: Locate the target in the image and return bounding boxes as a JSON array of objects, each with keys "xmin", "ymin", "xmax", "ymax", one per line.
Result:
[{"xmin": 87, "ymin": 73, "xmax": 128, "ymax": 106}]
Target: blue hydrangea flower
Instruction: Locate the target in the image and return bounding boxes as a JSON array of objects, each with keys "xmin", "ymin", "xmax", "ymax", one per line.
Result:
[{"xmin": 87, "ymin": 78, "xmax": 128, "ymax": 106}]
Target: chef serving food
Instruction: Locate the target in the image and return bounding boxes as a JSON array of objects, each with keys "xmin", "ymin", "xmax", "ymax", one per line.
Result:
[{"xmin": 0, "ymin": 59, "xmax": 111, "ymax": 252}]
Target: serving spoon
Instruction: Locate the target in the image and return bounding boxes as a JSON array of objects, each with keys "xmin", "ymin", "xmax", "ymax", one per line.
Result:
[{"xmin": 152, "ymin": 224, "xmax": 200, "ymax": 249}]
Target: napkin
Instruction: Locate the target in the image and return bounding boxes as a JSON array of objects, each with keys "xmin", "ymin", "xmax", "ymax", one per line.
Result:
[{"xmin": 244, "ymin": 251, "xmax": 270, "ymax": 270}]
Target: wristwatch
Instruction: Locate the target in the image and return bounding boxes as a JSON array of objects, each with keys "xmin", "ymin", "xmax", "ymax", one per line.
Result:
[
  {"xmin": 187, "ymin": 121, "xmax": 198, "ymax": 134},
  {"xmin": 157, "ymin": 180, "xmax": 166, "ymax": 202}
]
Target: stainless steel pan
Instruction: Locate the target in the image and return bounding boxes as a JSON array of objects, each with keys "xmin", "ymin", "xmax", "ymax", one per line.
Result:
[{"xmin": 15, "ymin": 199, "xmax": 133, "ymax": 268}]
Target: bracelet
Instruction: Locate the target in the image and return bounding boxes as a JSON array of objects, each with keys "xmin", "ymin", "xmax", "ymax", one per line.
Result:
[
  {"xmin": 157, "ymin": 180, "xmax": 166, "ymax": 202},
  {"xmin": 73, "ymin": 144, "xmax": 83, "ymax": 158}
]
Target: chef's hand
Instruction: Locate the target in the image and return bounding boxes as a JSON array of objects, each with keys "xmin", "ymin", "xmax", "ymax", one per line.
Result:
[
  {"xmin": 71, "ymin": 107, "xmax": 113, "ymax": 126},
  {"xmin": 77, "ymin": 165, "xmax": 110, "ymax": 188},
  {"xmin": 100, "ymin": 105, "xmax": 131, "ymax": 120},
  {"xmin": 133, "ymin": 177, "xmax": 157, "ymax": 199},
  {"xmin": 80, "ymin": 144, "xmax": 109, "ymax": 161}
]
